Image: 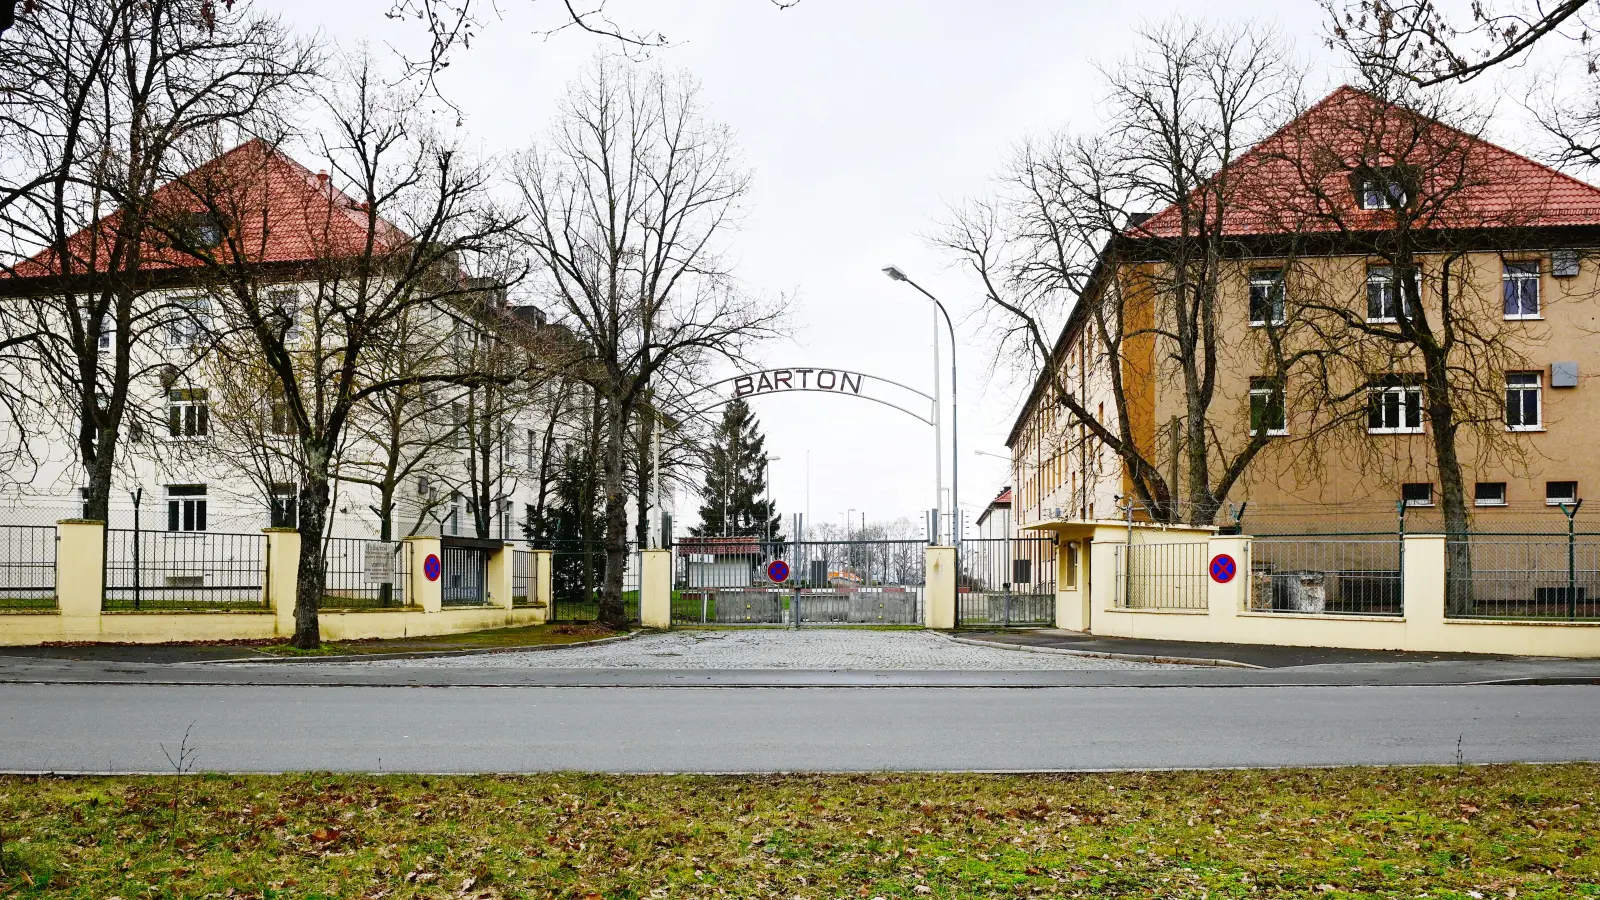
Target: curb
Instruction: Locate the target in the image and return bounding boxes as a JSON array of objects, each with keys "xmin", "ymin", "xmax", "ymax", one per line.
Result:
[
  {"xmin": 207, "ymin": 630, "xmax": 643, "ymax": 665},
  {"xmin": 939, "ymin": 632, "xmax": 1264, "ymax": 669}
]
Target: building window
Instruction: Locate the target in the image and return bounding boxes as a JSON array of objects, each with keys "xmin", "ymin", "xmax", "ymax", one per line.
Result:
[
  {"xmin": 1249, "ymin": 377, "xmax": 1287, "ymax": 436},
  {"xmin": 1506, "ymin": 372, "xmax": 1542, "ymax": 431},
  {"xmin": 1402, "ymin": 482, "xmax": 1434, "ymax": 507},
  {"xmin": 167, "ymin": 485, "xmax": 207, "ymax": 532},
  {"xmin": 1359, "ymin": 178, "xmax": 1407, "ymax": 210},
  {"xmin": 1475, "ymin": 482, "xmax": 1507, "ymax": 507},
  {"xmin": 269, "ymin": 290, "xmax": 301, "ymax": 344},
  {"xmin": 526, "ymin": 428, "xmax": 537, "ymax": 470},
  {"xmin": 167, "ymin": 296, "xmax": 212, "ymax": 348},
  {"xmin": 1366, "ymin": 266, "xmax": 1414, "ymax": 322},
  {"xmin": 1503, "ymin": 260, "xmax": 1540, "ymax": 319},
  {"xmin": 167, "ymin": 388, "xmax": 210, "ymax": 439},
  {"xmin": 269, "ymin": 484, "xmax": 297, "ymax": 528},
  {"xmin": 1248, "ymin": 268, "xmax": 1286, "ymax": 326},
  {"xmin": 186, "ymin": 212, "xmax": 225, "ymax": 248},
  {"xmin": 1368, "ymin": 380, "xmax": 1423, "ymax": 434},
  {"xmin": 447, "ymin": 491, "xmax": 461, "ymax": 536},
  {"xmin": 1547, "ymin": 481, "xmax": 1579, "ymax": 506}
]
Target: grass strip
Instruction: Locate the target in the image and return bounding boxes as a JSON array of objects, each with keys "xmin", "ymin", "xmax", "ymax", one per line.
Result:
[{"xmin": 0, "ymin": 765, "xmax": 1596, "ymax": 898}]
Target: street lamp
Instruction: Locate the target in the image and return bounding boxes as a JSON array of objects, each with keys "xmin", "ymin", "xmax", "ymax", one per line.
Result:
[{"xmin": 883, "ymin": 264, "xmax": 958, "ymax": 545}]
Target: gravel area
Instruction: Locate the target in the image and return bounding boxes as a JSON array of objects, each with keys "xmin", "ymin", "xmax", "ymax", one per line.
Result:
[{"xmin": 356, "ymin": 629, "xmax": 1171, "ymax": 670}]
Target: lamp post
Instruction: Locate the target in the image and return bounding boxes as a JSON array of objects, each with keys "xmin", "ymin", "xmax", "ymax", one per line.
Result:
[{"xmin": 883, "ymin": 265, "xmax": 957, "ymax": 545}]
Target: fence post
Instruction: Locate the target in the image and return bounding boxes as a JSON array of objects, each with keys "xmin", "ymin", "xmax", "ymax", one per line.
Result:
[
  {"xmin": 55, "ymin": 520, "xmax": 104, "ymax": 637},
  {"xmin": 1403, "ymin": 534, "xmax": 1447, "ymax": 629},
  {"xmin": 486, "ymin": 542, "xmax": 516, "ymax": 620},
  {"xmin": 639, "ymin": 548, "xmax": 672, "ymax": 629},
  {"xmin": 406, "ymin": 536, "xmax": 443, "ymax": 613},
  {"xmin": 532, "ymin": 549, "xmax": 553, "ymax": 625},
  {"xmin": 924, "ymin": 545, "xmax": 956, "ymax": 629},
  {"xmin": 1206, "ymin": 535, "xmax": 1250, "ymax": 622},
  {"xmin": 264, "ymin": 528, "xmax": 301, "ymax": 637}
]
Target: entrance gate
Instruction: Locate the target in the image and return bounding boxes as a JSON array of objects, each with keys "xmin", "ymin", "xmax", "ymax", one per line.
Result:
[
  {"xmin": 440, "ymin": 537, "xmax": 495, "ymax": 606},
  {"xmin": 957, "ymin": 536, "xmax": 1056, "ymax": 627},
  {"xmin": 672, "ymin": 538, "xmax": 925, "ymax": 626},
  {"xmin": 546, "ymin": 542, "xmax": 642, "ymax": 622}
]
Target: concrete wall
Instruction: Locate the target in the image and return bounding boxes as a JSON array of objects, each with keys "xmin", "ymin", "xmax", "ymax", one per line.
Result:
[{"xmin": 0, "ymin": 522, "xmax": 551, "ymax": 646}]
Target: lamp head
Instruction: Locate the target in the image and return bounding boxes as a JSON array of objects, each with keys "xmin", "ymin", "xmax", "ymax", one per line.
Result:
[{"xmin": 881, "ymin": 265, "xmax": 908, "ymax": 282}]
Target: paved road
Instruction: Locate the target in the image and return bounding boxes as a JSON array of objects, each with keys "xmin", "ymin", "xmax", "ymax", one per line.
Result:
[{"xmin": 1, "ymin": 683, "xmax": 1596, "ymax": 773}]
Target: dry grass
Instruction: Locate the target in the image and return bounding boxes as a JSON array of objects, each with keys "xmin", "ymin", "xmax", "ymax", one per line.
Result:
[{"xmin": 0, "ymin": 765, "xmax": 1596, "ymax": 898}]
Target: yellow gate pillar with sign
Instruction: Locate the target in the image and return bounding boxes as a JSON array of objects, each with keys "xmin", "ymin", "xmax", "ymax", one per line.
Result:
[
  {"xmin": 925, "ymin": 545, "xmax": 956, "ymax": 629},
  {"xmin": 640, "ymin": 549, "xmax": 673, "ymax": 629},
  {"xmin": 406, "ymin": 536, "xmax": 443, "ymax": 613}
]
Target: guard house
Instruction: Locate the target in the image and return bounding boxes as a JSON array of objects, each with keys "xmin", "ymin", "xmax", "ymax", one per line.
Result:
[{"xmin": 677, "ymin": 536, "xmax": 763, "ymax": 588}]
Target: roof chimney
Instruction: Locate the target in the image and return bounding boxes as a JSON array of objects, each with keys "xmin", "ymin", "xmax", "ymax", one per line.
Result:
[{"xmin": 316, "ymin": 169, "xmax": 329, "ymax": 191}]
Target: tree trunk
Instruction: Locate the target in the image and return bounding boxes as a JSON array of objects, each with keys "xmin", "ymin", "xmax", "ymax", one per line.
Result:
[
  {"xmin": 597, "ymin": 390, "xmax": 631, "ymax": 629},
  {"xmin": 1423, "ymin": 350, "xmax": 1474, "ymax": 614},
  {"xmin": 290, "ymin": 452, "xmax": 332, "ymax": 649}
]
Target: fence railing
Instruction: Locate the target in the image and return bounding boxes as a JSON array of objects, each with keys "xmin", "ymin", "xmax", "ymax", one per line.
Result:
[
  {"xmin": 441, "ymin": 543, "xmax": 491, "ymax": 607},
  {"xmin": 1113, "ymin": 542, "xmax": 1209, "ymax": 610},
  {"xmin": 544, "ymin": 542, "xmax": 641, "ymax": 622},
  {"xmin": 0, "ymin": 525, "xmax": 56, "ymax": 610},
  {"xmin": 957, "ymin": 537, "xmax": 1056, "ymax": 627},
  {"xmin": 1446, "ymin": 535, "xmax": 1600, "ymax": 620},
  {"xmin": 321, "ymin": 537, "xmax": 407, "ymax": 609},
  {"xmin": 512, "ymin": 549, "xmax": 536, "ymax": 607},
  {"xmin": 1250, "ymin": 536, "xmax": 1404, "ymax": 616},
  {"xmin": 103, "ymin": 530, "xmax": 267, "ymax": 611}
]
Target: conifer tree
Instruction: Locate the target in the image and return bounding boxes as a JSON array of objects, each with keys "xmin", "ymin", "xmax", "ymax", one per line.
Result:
[{"xmin": 692, "ymin": 399, "xmax": 782, "ymax": 540}]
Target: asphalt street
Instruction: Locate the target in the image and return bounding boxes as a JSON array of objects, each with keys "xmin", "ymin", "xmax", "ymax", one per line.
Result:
[{"xmin": 1, "ymin": 683, "xmax": 1596, "ymax": 773}]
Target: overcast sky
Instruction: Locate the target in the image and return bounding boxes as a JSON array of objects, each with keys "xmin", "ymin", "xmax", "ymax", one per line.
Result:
[{"xmin": 264, "ymin": 0, "xmax": 1373, "ymax": 535}]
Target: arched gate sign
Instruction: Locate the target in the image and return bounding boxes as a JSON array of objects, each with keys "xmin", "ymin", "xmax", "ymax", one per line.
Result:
[{"xmin": 685, "ymin": 367, "xmax": 934, "ymax": 425}]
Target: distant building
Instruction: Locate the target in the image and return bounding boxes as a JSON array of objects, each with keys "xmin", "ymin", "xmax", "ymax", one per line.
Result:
[{"xmin": 975, "ymin": 487, "xmax": 1012, "ymax": 541}]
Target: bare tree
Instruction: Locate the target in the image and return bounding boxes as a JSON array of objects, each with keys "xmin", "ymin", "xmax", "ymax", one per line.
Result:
[
  {"xmin": 167, "ymin": 58, "xmax": 522, "ymax": 648},
  {"xmin": 513, "ymin": 56, "xmax": 784, "ymax": 627},
  {"xmin": 940, "ymin": 21, "xmax": 1310, "ymax": 526},
  {"xmin": 0, "ymin": 0, "xmax": 314, "ymax": 519}
]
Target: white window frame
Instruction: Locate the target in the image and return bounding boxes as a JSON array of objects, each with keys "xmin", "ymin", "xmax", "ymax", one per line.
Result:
[
  {"xmin": 1360, "ymin": 179, "xmax": 1407, "ymax": 210},
  {"xmin": 269, "ymin": 484, "xmax": 297, "ymax": 528},
  {"xmin": 167, "ymin": 296, "xmax": 213, "ymax": 349},
  {"xmin": 1502, "ymin": 260, "xmax": 1541, "ymax": 320},
  {"xmin": 1474, "ymin": 482, "xmax": 1508, "ymax": 507},
  {"xmin": 269, "ymin": 289, "xmax": 302, "ymax": 344},
  {"xmin": 1365, "ymin": 266, "xmax": 1416, "ymax": 323},
  {"xmin": 1249, "ymin": 379, "xmax": 1288, "ymax": 436},
  {"xmin": 1547, "ymin": 481, "xmax": 1579, "ymax": 507},
  {"xmin": 166, "ymin": 484, "xmax": 208, "ymax": 533},
  {"xmin": 166, "ymin": 388, "xmax": 210, "ymax": 440},
  {"xmin": 1248, "ymin": 268, "xmax": 1286, "ymax": 327},
  {"xmin": 1505, "ymin": 371, "xmax": 1543, "ymax": 432},
  {"xmin": 1368, "ymin": 383, "xmax": 1424, "ymax": 434},
  {"xmin": 1401, "ymin": 482, "xmax": 1435, "ymax": 507}
]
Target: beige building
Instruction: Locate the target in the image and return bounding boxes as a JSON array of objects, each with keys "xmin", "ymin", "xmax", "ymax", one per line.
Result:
[{"xmin": 1009, "ymin": 86, "xmax": 1600, "ymax": 536}]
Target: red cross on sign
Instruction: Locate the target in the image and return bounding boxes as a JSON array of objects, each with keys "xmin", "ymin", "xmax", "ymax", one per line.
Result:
[{"xmin": 1209, "ymin": 553, "xmax": 1237, "ymax": 584}]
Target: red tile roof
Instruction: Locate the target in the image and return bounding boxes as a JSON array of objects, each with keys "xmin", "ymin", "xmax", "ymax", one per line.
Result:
[
  {"xmin": 9, "ymin": 138, "xmax": 409, "ymax": 280},
  {"xmin": 1132, "ymin": 85, "xmax": 1600, "ymax": 240}
]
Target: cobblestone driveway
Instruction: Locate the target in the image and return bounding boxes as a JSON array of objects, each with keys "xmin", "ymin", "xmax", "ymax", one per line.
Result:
[{"xmin": 366, "ymin": 630, "xmax": 1167, "ymax": 670}]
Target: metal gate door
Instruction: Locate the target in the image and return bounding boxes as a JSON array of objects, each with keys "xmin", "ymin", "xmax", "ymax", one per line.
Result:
[
  {"xmin": 440, "ymin": 537, "xmax": 493, "ymax": 606},
  {"xmin": 957, "ymin": 537, "xmax": 1056, "ymax": 627},
  {"xmin": 546, "ymin": 542, "xmax": 641, "ymax": 622},
  {"xmin": 671, "ymin": 538, "xmax": 925, "ymax": 626}
]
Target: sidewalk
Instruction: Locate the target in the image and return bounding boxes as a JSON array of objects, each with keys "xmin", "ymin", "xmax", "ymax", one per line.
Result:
[{"xmin": 951, "ymin": 628, "xmax": 1523, "ymax": 668}]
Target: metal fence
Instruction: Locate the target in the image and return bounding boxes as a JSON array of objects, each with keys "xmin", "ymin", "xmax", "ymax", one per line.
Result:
[
  {"xmin": 1113, "ymin": 542, "xmax": 1209, "ymax": 610},
  {"xmin": 512, "ymin": 549, "xmax": 537, "ymax": 607},
  {"xmin": 0, "ymin": 525, "xmax": 56, "ymax": 610},
  {"xmin": 1250, "ymin": 536, "xmax": 1403, "ymax": 616},
  {"xmin": 1446, "ymin": 535, "xmax": 1600, "ymax": 620},
  {"xmin": 957, "ymin": 537, "xmax": 1056, "ymax": 627},
  {"xmin": 103, "ymin": 530, "xmax": 267, "ymax": 611},
  {"xmin": 321, "ymin": 537, "xmax": 406, "ymax": 609},
  {"xmin": 441, "ymin": 541, "xmax": 491, "ymax": 607},
  {"xmin": 671, "ymin": 539, "xmax": 925, "ymax": 626},
  {"xmin": 545, "ymin": 542, "xmax": 641, "ymax": 622}
]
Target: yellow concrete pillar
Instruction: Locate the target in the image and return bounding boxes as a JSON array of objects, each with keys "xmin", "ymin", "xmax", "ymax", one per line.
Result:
[
  {"xmin": 532, "ymin": 549, "xmax": 553, "ymax": 625},
  {"xmin": 925, "ymin": 546, "xmax": 956, "ymax": 629},
  {"xmin": 1205, "ymin": 536, "xmax": 1250, "ymax": 622},
  {"xmin": 55, "ymin": 520, "xmax": 104, "ymax": 638},
  {"xmin": 486, "ymin": 542, "xmax": 516, "ymax": 620},
  {"xmin": 1403, "ymin": 534, "xmax": 1447, "ymax": 625},
  {"xmin": 639, "ymin": 548, "xmax": 672, "ymax": 629},
  {"xmin": 264, "ymin": 528, "xmax": 302, "ymax": 637},
  {"xmin": 1055, "ymin": 539, "xmax": 1092, "ymax": 632},
  {"xmin": 406, "ymin": 536, "xmax": 443, "ymax": 613}
]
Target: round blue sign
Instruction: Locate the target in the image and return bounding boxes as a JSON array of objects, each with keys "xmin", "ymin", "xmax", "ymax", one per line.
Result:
[
  {"xmin": 424, "ymin": 553, "xmax": 442, "ymax": 582},
  {"xmin": 1209, "ymin": 553, "xmax": 1237, "ymax": 584},
  {"xmin": 766, "ymin": 559, "xmax": 790, "ymax": 584}
]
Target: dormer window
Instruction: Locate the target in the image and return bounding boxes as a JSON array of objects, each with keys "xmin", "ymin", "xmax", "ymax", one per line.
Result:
[
  {"xmin": 184, "ymin": 212, "xmax": 225, "ymax": 248},
  {"xmin": 1359, "ymin": 178, "xmax": 1408, "ymax": 210}
]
